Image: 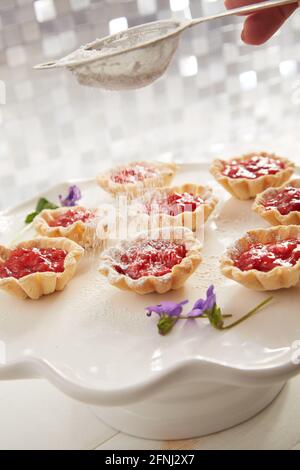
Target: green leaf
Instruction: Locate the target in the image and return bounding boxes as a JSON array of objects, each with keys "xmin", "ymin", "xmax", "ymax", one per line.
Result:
[
  {"xmin": 25, "ymin": 211, "xmax": 38, "ymax": 224},
  {"xmin": 157, "ymin": 315, "xmax": 178, "ymax": 336},
  {"xmin": 25, "ymin": 197, "xmax": 59, "ymax": 224},
  {"xmin": 36, "ymin": 197, "xmax": 58, "ymax": 212}
]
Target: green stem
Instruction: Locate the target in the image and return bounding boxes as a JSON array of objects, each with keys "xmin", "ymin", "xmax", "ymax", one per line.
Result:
[
  {"xmin": 178, "ymin": 313, "xmax": 233, "ymax": 320},
  {"xmin": 221, "ymin": 295, "xmax": 273, "ymax": 330},
  {"xmin": 176, "ymin": 296, "xmax": 272, "ymax": 327}
]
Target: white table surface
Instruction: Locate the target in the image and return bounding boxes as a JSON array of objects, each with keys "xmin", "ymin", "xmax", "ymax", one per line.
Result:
[{"xmin": 0, "ymin": 377, "xmax": 300, "ymax": 450}]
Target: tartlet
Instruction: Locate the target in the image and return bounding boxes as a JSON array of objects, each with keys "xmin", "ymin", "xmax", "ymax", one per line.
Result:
[
  {"xmin": 0, "ymin": 237, "xmax": 84, "ymax": 300},
  {"xmin": 34, "ymin": 206, "xmax": 100, "ymax": 248},
  {"xmin": 97, "ymin": 161, "xmax": 178, "ymax": 197},
  {"xmin": 99, "ymin": 227, "xmax": 202, "ymax": 295},
  {"xmin": 221, "ymin": 225, "xmax": 300, "ymax": 291},
  {"xmin": 253, "ymin": 179, "xmax": 300, "ymax": 226},
  {"xmin": 131, "ymin": 183, "xmax": 218, "ymax": 232},
  {"xmin": 210, "ymin": 152, "xmax": 294, "ymax": 200}
]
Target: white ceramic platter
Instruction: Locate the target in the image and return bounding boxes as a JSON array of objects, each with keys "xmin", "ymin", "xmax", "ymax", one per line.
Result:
[{"xmin": 1, "ymin": 163, "xmax": 300, "ymax": 440}]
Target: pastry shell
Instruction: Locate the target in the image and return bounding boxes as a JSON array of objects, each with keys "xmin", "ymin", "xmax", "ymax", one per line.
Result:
[
  {"xmin": 34, "ymin": 206, "xmax": 101, "ymax": 248},
  {"xmin": 131, "ymin": 183, "xmax": 218, "ymax": 232},
  {"xmin": 0, "ymin": 237, "xmax": 84, "ymax": 300},
  {"xmin": 220, "ymin": 225, "xmax": 300, "ymax": 291},
  {"xmin": 97, "ymin": 161, "xmax": 178, "ymax": 197},
  {"xmin": 210, "ymin": 152, "xmax": 294, "ymax": 200},
  {"xmin": 253, "ymin": 179, "xmax": 300, "ymax": 226},
  {"xmin": 99, "ymin": 227, "xmax": 202, "ymax": 295}
]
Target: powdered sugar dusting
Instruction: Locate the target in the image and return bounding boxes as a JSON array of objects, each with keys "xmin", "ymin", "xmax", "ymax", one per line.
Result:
[{"xmin": 191, "ymin": 254, "xmax": 225, "ymax": 291}]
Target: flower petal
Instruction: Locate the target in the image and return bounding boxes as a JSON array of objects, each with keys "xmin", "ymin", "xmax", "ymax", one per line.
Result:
[
  {"xmin": 145, "ymin": 300, "xmax": 188, "ymax": 318},
  {"xmin": 192, "ymin": 298, "xmax": 205, "ymax": 310},
  {"xmin": 145, "ymin": 305, "xmax": 163, "ymax": 317},
  {"xmin": 59, "ymin": 185, "xmax": 82, "ymax": 207},
  {"xmin": 204, "ymin": 285, "xmax": 216, "ymax": 311},
  {"xmin": 206, "ymin": 284, "xmax": 214, "ymax": 297},
  {"xmin": 188, "ymin": 308, "xmax": 205, "ymax": 318}
]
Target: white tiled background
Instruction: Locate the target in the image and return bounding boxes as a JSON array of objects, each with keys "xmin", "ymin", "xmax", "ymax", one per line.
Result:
[
  {"xmin": 1, "ymin": 0, "xmax": 300, "ymax": 211},
  {"xmin": 1, "ymin": 0, "xmax": 300, "ymax": 450}
]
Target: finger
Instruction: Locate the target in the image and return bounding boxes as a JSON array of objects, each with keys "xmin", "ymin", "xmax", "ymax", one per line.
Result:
[{"xmin": 241, "ymin": 4, "xmax": 298, "ymax": 44}]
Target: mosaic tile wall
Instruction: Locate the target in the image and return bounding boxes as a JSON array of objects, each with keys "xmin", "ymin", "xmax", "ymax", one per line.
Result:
[{"xmin": 0, "ymin": 0, "xmax": 300, "ymax": 210}]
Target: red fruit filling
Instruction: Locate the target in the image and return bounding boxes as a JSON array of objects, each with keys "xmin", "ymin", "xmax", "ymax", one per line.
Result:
[
  {"xmin": 223, "ymin": 156, "xmax": 285, "ymax": 180},
  {"xmin": 113, "ymin": 240, "xmax": 187, "ymax": 279},
  {"xmin": 262, "ymin": 186, "xmax": 300, "ymax": 215},
  {"xmin": 49, "ymin": 208, "xmax": 95, "ymax": 228},
  {"xmin": 0, "ymin": 247, "xmax": 67, "ymax": 279},
  {"xmin": 111, "ymin": 164, "xmax": 157, "ymax": 184},
  {"xmin": 146, "ymin": 192, "xmax": 204, "ymax": 216},
  {"xmin": 234, "ymin": 239, "xmax": 300, "ymax": 272}
]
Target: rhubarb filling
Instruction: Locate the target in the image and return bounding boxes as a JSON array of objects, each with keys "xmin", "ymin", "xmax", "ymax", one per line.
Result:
[
  {"xmin": 113, "ymin": 240, "xmax": 187, "ymax": 279},
  {"xmin": 262, "ymin": 186, "xmax": 300, "ymax": 215},
  {"xmin": 48, "ymin": 208, "xmax": 95, "ymax": 228},
  {"xmin": 111, "ymin": 164, "xmax": 157, "ymax": 184},
  {"xmin": 223, "ymin": 156, "xmax": 285, "ymax": 180},
  {"xmin": 234, "ymin": 239, "xmax": 300, "ymax": 272},
  {"xmin": 0, "ymin": 247, "xmax": 67, "ymax": 279},
  {"xmin": 145, "ymin": 192, "xmax": 205, "ymax": 216}
]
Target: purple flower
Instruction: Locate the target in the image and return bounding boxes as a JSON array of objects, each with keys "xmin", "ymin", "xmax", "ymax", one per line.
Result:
[
  {"xmin": 145, "ymin": 283, "xmax": 273, "ymax": 335},
  {"xmin": 145, "ymin": 300, "xmax": 188, "ymax": 336},
  {"xmin": 59, "ymin": 185, "xmax": 82, "ymax": 207},
  {"xmin": 187, "ymin": 285, "xmax": 216, "ymax": 317},
  {"xmin": 145, "ymin": 300, "xmax": 188, "ymax": 318}
]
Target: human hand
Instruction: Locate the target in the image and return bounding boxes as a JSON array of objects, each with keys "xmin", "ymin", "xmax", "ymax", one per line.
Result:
[{"xmin": 225, "ymin": 0, "xmax": 298, "ymax": 45}]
